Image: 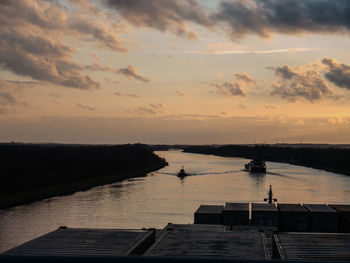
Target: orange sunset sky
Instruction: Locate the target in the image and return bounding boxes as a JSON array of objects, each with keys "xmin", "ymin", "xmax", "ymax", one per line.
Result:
[{"xmin": 1, "ymin": 0, "xmax": 350, "ymax": 144}]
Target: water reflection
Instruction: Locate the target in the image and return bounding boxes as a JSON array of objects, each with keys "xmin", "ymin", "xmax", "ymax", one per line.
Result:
[
  {"xmin": 1, "ymin": 149, "xmax": 350, "ymax": 253},
  {"xmin": 246, "ymin": 172, "xmax": 266, "ymax": 189}
]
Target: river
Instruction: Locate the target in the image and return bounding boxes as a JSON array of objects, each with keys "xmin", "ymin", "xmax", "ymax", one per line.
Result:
[{"xmin": 1, "ymin": 150, "xmax": 350, "ymax": 253}]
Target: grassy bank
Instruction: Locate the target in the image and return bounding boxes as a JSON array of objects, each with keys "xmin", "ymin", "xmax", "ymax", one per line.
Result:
[
  {"xmin": 183, "ymin": 144, "xmax": 350, "ymax": 176},
  {"xmin": 0, "ymin": 143, "xmax": 167, "ymax": 210}
]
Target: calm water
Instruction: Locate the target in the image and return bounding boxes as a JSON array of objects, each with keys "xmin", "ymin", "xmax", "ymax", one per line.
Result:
[{"xmin": 1, "ymin": 150, "xmax": 350, "ymax": 252}]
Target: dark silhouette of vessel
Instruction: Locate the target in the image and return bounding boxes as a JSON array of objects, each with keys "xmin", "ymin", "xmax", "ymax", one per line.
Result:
[
  {"xmin": 177, "ymin": 165, "xmax": 189, "ymax": 178},
  {"xmin": 245, "ymin": 158, "xmax": 266, "ymax": 172}
]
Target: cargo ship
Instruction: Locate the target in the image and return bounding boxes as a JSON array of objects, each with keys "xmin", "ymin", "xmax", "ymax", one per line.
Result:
[{"xmin": 245, "ymin": 159, "xmax": 266, "ymax": 173}]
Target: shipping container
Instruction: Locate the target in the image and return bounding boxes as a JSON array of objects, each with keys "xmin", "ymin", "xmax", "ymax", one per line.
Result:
[
  {"xmin": 329, "ymin": 204, "xmax": 350, "ymax": 233},
  {"xmin": 252, "ymin": 203, "xmax": 278, "ymax": 227},
  {"xmin": 146, "ymin": 225, "xmax": 270, "ymax": 259},
  {"xmin": 194, "ymin": 205, "xmax": 223, "ymax": 224},
  {"xmin": 4, "ymin": 227, "xmax": 155, "ymax": 256},
  {"xmin": 303, "ymin": 204, "xmax": 338, "ymax": 232},
  {"xmin": 222, "ymin": 202, "xmax": 249, "ymax": 225},
  {"xmin": 277, "ymin": 203, "xmax": 310, "ymax": 232},
  {"xmin": 274, "ymin": 232, "xmax": 350, "ymax": 260}
]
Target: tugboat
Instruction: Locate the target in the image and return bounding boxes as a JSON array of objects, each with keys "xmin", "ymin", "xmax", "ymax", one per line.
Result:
[
  {"xmin": 177, "ymin": 165, "xmax": 189, "ymax": 178},
  {"xmin": 245, "ymin": 158, "xmax": 266, "ymax": 173}
]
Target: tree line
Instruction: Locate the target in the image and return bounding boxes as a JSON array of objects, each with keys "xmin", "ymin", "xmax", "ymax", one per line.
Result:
[
  {"xmin": 0, "ymin": 143, "xmax": 167, "ymax": 198},
  {"xmin": 184, "ymin": 145, "xmax": 350, "ymax": 175}
]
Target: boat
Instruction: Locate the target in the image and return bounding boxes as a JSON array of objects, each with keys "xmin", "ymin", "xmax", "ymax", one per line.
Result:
[
  {"xmin": 177, "ymin": 165, "xmax": 189, "ymax": 177},
  {"xmin": 245, "ymin": 158, "xmax": 266, "ymax": 173}
]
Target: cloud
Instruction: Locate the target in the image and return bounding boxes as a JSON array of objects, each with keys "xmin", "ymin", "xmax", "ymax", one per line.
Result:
[
  {"xmin": 0, "ymin": 29, "xmax": 100, "ymax": 89},
  {"xmin": 0, "ymin": 92, "xmax": 17, "ymax": 106},
  {"xmin": 201, "ymin": 47, "xmax": 317, "ymax": 55},
  {"xmin": 69, "ymin": 15, "xmax": 127, "ymax": 52},
  {"xmin": 275, "ymin": 65, "xmax": 297, "ymax": 79},
  {"xmin": 328, "ymin": 117, "xmax": 349, "ymax": 125},
  {"xmin": 0, "ymin": 0, "xmax": 129, "ymax": 90},
  {"xmin": 76, "ymin": 103, "xmax": 96, "ymax": 111},
  {"xmin": 85, "ymin": 63, "xmax": 115, "ymax": 72},
  {"xmin": 69, "ymin": 0, "xmax": 100, "ymax": 15},
  {"xmin": 117, "ymin": 65, "xmax": 150, "ymax": 82},
  {"xmin": 211, "ymin": 72, "xmax": 257, "ymax": 97},
  {"xmin": 0, "ymin": 79, "xmax": 39, "ymax": 90},
  {"xmin": 86, "ymin": 63, "xmax": 149, "ymax": 83},
  {"xmin": 322, "ymin": 58, "xmax": 350, "ymax": 90},
  {"xmin": 174, "ymin": 90, "xmax": 185, "ymax": 97},
  {"xmin": 0, "ymin": 91, "xmax": 20, "ymax": 114},
  {"xmin": 115, "ymin": 92, "xmax": 140, "ymax": 98},
  {"xmin": 233, "ymin": 72, "xmax": 257, "ymax": 86},
  {"xmin": 0, "ymin": 79, "xmax": 33, "ymax": 114},
  {"xmin": 211, "ymin": 82, "xmax": 246, "ymax": 97},
  {"xmin": 270, "ymin": 64, "xmax": 333, "ymax": 102},
  {"xmin": 104, "ymin": 0, "xmax": 213, "ymax": 39},
  {"xmin": 264, "ymin": 103, "xmax": 278, "ymax": 110},
  {"xmin": 128, "ymin": 103, "xmax": 166, "ymax": 115},
  {"xmin": 213, "ymin": 0, "xmax": 350, "ymax": 40}
]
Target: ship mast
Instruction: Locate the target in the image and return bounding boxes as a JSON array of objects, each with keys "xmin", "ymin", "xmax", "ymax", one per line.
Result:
[{"xmin": 264, "ymin": 185, "xmax": 277, "ymax": 204}]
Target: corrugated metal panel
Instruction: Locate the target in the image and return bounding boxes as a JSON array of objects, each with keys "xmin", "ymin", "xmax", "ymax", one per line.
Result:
[
  {"xmin": 230, "ymin": 225, "xmax": 277, "ymax": 258},
  {"xmin": 329, "ymin": 205, "xmax": 350, "ymax": 212},
  {"xmin": 304, "ymin": 204, "xmax": 337, "ymax": 213},
  {"xmin": 224, "ymin": 203, "xmax": 249, "ymax": 211},
  {"xmin": 165, "ymin": 224, "xmax": 226, "ymax": 232},
  {"xmin": 274, "ymin": 233, "xmax": 350, "ymax": 261},
  {"xmin": 278, "ymin": 203, "xmax": 307, "ymax": 212},
  {"xmin": 4, "ymin": 227, "xmax": 155, "ymax": 256},
  {"xmin": 194, "ymin": 205, "xmax": 223, "ymax": 225},
  {"xmin": 222, "ymin": 203, "xmax": 249, "ymax": 226},
  {"xmin": 252, "ymin": 203, "xmax": 278, "ymax": 227},
  {"xmin": 303, "ymin": 204, "xmax": 338, "ymax": 232},
  {"xmin": 330, "ymin": 204, "xmax": 350, "ymax": 233},
  {"xmin": 252, "ymin": 203, "xmax": 278, "ymax": 212},
  {"xmin": 195, "ymin": 205, "xmax": 223, "ymax": 214},
  {"xmin": 146, "ymin": 226, "xmax": 270, "ymax": 259},
  {"xmin": 278, "ymin": 204, "xmax": 310, "ymax": 232}
]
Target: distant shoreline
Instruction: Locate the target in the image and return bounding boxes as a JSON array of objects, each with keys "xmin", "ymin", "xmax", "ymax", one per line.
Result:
[{"xmin": 183, "ymin": 145, "xmax": 350, "ymax": 177}]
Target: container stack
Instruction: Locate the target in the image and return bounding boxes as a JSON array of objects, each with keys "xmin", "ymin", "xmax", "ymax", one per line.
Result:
[
  {"xmin": 277, "ymin": 203, "xmax": 310, "ymax": 232},
  {"xmin": 329, "ymin": 204, "xmax": 350, "ymax": 233},
  {"xmin": 303, "ymin": 204, "xmax": 338, "ymax": 232},
  {"xmin": 194, "ymin": 205, "xmax": 223, "ymax": 224},
  {"xmin": 222, "ymin": 202, "xmax": 249, "ymax": 226},
  {"xmin": 251, "ymin": 203, "xmax": 278, "ymax": 226}
]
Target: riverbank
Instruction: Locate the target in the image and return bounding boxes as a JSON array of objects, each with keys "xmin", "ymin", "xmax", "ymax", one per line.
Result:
[
  {"xmin": 0, "ymin": 143, "xmax": 167, "ymax": 210},
  {"xmin": 183, "ymin": 144, "xmax": 350, "ymax": 176},
  {"xmin": 0, "ymin": 162, "xmax": 166, "ymax": 210}
]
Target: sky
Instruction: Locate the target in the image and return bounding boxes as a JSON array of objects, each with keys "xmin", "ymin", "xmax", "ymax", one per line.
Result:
[{"xmin": 1, "ymin": 0, "xmax": 350, "ymax": 144}]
